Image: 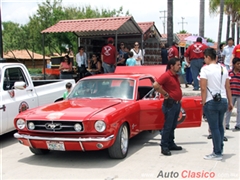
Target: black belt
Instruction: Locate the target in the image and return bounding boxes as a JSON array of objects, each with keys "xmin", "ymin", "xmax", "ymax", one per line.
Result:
[{"xmin": 165, "ymin": 98, "xmax": 180, "ymax": 104}]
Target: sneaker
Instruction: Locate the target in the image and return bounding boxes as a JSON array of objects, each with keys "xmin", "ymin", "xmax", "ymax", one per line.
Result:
[
  {"xmin": 204, "ymin": 153, "xmax": 222, "ymax": 160},
  {"xmin": 223, "ymin": 137, "xmax": 228, "ymax": 141},
  {"xmin": 207, "ymin": 134, "xmax": 212, "ymax": 139},
  {"xmin": 169, "ymin": 145, "xmax": 182, "ymax": 151},
  {"xmin": 226, "ymin": 125, "xmax": 229, "ymax": 130},
  {"xmin": 235, "ymin": 126, "xmax": 240, "ymax": 130}
]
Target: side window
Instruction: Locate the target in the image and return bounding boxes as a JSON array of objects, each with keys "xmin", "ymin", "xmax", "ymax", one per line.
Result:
[
  {"xmin": 3, "ymin": 67, "xmax": 28, "ymax": 91},
  {"xmin": 138, "ymin": 78, "xmax": 154, "ymax": 99}
]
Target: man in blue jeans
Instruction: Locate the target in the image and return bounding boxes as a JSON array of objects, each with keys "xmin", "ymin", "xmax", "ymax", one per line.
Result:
[
  {"xmin": 185, "ymin": 37, "xmax": 208, "ymax": 90},
  {"xmin": 200, "ymin": 48, "xmax": 233, "ymax": 160},
  {"xmin": 153, "ymin": 58, "xmax": 182, "ymax": 156}
]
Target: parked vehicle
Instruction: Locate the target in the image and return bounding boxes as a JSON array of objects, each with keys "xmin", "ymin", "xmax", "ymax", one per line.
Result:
[
  {"xmin": 0, "ymin": 63, "xmax": 75, "ymax": 135},
  {"xmin": 13, "ymin": 66, "xmax": 202, "ymax": 159}
]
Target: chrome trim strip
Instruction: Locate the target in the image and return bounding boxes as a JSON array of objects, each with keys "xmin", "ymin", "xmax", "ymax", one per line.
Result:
[{"xmin": 14, "ymin": 133, "xmax": 114, "ymax": 142}]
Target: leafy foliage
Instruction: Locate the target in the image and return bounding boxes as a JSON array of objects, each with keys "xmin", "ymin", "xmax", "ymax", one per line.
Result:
[{"xmin": 2, "ymin": 0, "xmax": 129, "ymax": 58}]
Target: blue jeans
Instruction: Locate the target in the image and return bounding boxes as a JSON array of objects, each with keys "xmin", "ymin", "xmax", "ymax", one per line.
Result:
[
  {"xmin": 102, "ymin": 62, "xmax": 115, "ymax": 73},
  {"xmin": 204, "ymin": 98, "xmax": 228, "ymax": 155},
  {"xmin": 185, "ymin": 67, "xmax": 193, "ymax": 84},
  {"xmin": 225, "ymin": 96, "xmax": 240, "ymax": 128},
  {"xmin": 190, "ymin": 59, "xmax": 204, "ymax": 90},
  {"xmin": 160, "ymin": 102, "xmax": 181, "ymax": 149}
]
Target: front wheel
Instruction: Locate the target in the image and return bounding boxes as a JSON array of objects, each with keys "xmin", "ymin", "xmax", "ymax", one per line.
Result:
[
  {"xmin": 29, "ymin": 147, "xmax": 50, "ymax": 155},
  {"xmin": 108, "ymin": 123, "xmax": 129, "ymax": 159}
]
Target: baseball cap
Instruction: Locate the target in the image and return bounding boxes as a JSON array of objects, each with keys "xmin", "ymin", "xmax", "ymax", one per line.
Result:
[{"xmin": 107, "ymin": 37, "xmax": 114, "ymax": 42}]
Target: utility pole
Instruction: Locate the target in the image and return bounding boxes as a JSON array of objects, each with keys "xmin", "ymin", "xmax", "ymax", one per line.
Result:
[
  {"xmin": 159, "ymin": 10, "xmax": 167, "ymax": 34},
  {"xmin": 0, "ymin": 6, "xmax": 3, "ymax": 58},
  {"xmin": 178, "ymin": 17, "xmax": 187, "ymax": 31}
]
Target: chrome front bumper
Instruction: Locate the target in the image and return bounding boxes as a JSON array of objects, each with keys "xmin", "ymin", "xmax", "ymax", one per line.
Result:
[{"xmin": 14, "ymin": 133, "xmax": 114, "ymax": 142}]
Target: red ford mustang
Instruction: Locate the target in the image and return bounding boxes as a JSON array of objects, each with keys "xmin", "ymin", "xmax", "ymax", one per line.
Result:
[{"xmin": 14, "ymin": 66, "xmax": 202, "ymax": 159}]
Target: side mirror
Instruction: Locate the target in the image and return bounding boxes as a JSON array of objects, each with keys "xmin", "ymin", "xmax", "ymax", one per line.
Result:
[{"xmin": 14, "ymin": 81, "xmax": 26, "ymax": 90}]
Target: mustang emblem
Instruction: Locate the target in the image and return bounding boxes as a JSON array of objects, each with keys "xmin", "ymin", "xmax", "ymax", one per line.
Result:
[{"xmin": 45, "ymin": 123, "xmax": 61, "ymax": 130}]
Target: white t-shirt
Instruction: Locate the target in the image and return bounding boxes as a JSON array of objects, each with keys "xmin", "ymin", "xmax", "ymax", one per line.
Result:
[
  {"xmin": 131, "ymin": 49, "xmax": 143, "ymax": 66},
  {"xmin": 222, "ymin": 45, "xmax": 235, "ymax": 65},
  {"xmin": 200, "ymin": 64, "xmax": 229, "ymax": 103}
]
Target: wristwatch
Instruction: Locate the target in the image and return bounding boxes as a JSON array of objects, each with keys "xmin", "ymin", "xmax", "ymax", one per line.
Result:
[{"xmin": 164, "ymin": 93, "xmax": 169, "ymax": 98}]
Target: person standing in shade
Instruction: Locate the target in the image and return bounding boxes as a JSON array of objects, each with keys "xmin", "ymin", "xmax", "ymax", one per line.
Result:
[
  {"xmin": 168, "ymin": 42, "xmax": 179, "ymax": 60},
  {"xmin": 131, "ymin": 42, "xmax": 143, "ymax": 66},
  {"xmin": 59, "ymin": 55, "xmax": 73, "ymax": 79},
  {"xmin": 76, "ymin": 46, "xmax": 87, "ymax": 79},
  {"xmin": 101, "ymin": 37, "xmax": 116, "ymax": 73},
  {"xmin": 126, "ymin": 51, "xmax": 136, "ymax": 66},
  {"xmin": 161, "ymin": 43, "xmax": 169, "ymax": 65},
  {"xmin": 225, "ymin": 57, "xmax": 240, "ymax": 130},
  {"xmin": 153, "ymin": 57, "xmax": 183, "ymax": 156},
  {"xmin": 222, "ymin": 38, "xmax": 234, "ymax": 70},
  {"xmin": 217, "ymin": 43, "xmax": 225, "ymax": 64},
  {"xmin": 200, "ymin": 48, "xmax": 233, "ymax": 160},
  {"xmin": 184, "ymin": 37, "xmax": 208, "ymax": 91}
]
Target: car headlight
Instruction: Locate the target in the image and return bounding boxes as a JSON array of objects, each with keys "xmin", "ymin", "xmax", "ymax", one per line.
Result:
[
  {"xmin": 16, "ymin": 119, "xmax": 26, "ymax": 129},
  {"xmin": 94, "ymin": 120, "xmax": 106, "ymax": 132},
  {"xmin": 28, "ymin": 122, "xmax": 35, "ymax": 130},
  {"xmin": 74, "ymin": 123, "xmax": 82, "ymax": 132}
]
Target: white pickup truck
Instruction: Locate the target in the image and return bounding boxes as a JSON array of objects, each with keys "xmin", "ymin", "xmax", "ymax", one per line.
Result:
[{"xmin": 0, "ymin": 63, "xmax": 75, "ymax": 135}]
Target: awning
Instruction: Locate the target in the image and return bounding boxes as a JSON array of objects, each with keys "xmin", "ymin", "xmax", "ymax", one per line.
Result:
[{"xmin": 41, "ymin": 16, "xmax": 143, "ymax": 37}]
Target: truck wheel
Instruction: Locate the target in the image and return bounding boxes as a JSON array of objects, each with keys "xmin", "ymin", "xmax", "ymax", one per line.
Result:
[
  {"xmin": 29, "ymin": 147, "xmax": 50, "ymax": 155},
  {"xmin": 108, "ymin": 123, "xmax": 129, "ymax": 159}
]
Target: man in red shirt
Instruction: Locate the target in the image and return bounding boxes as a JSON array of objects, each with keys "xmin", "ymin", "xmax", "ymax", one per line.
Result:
[
  {"xmin": 184, "ymin": 37, "xmax": 208, "ymax": 90},
  {"xmin": 101, "ymin": 37, "xmax": 117, "ymax": 73},
  {"xmin": 153, "ymin": 57, "xmax": 182, "ymax": 156},
  {"xmin": 231, "ymin": 44, "xmax": 240, "ymax": 67},
  {"xmin": 168, "ymin": 42, "xmax": 179, "ymax": 60}
]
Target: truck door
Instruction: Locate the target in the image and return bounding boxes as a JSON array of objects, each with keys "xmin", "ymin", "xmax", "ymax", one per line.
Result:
[{"xmin": 1, "ymin": 66, "xmax": 38, "ymax": 134}]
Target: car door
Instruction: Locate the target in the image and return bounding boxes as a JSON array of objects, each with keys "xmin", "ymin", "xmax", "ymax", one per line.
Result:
[
  {"xmin": 1, "ymin": 66, "xmax": 38, "ymax": 134},
  {"xmin": 137, "ymin": 77, "xmax": 203, "ymax": 131},
  {"xmin": 138, "ymin": 77, "xmax": 164, "ymax": 130}
]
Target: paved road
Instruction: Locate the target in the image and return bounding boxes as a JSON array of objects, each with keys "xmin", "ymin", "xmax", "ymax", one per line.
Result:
[{"xmin": 1, "ymin": 118, "xmax": 239, "ymax": 180}]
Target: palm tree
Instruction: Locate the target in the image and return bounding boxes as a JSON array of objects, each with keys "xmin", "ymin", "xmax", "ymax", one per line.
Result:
[
  {"xmin": 217, "ymin": 0, "xmax": 224, "ymax": 49},
  {"xmin": 199, "ymin": 0, "xmax": 205, "ymax": 37},
  {"xmin": 209, "ymin": 0, "xmax": 240, "ymax": 43},
  {"xmin": 167, "ymin": 0, "xmax": 173, "ymax": 45}
]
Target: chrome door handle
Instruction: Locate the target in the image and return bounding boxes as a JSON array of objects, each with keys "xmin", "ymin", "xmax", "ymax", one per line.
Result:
[{"xmin": 0, "ymin": 105, "xmax": 6, "ymax": 111}]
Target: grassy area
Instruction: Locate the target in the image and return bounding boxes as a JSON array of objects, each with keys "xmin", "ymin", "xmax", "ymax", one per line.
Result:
[{"xmin": 28, "ymin": 68, "xmax": 42, "ymax": 75}]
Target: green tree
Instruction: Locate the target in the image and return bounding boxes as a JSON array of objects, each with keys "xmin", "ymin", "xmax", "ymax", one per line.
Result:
[
  {"xmin": 209, "ymin": 0, "xmax": 240, "ymax": 43},
  {"xmin": 178, "ymin": 30, "xmax": 188, "ymax": 34},
  {"xmin": 2, "ymin": 0, "xmax": 129, "ymax": 57}
]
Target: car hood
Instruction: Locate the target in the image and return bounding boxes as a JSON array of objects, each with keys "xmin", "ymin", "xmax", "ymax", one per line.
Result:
[{"xmin": 21, "ymin": 99, "xmax": 122, "ymax": 120}]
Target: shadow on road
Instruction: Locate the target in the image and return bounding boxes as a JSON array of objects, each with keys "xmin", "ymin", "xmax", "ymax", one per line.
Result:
[
  {"xmin": 16, "ymin": 131, "xmax": 158, "ymax": 169},
  {"xmin": 0, "ymin": 130, "xmax": 17, "ymax": 148}
]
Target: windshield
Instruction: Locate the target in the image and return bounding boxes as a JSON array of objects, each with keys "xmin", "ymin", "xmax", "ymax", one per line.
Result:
[{"xmin": 68, "ymin": 79, "xmax": 135, "ymax": 100}]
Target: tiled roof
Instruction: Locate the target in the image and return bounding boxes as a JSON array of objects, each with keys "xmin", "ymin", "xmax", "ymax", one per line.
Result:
[
  {"xmin": 41, "ymin": 16, "xmax": 142, "ymax": 37},
  {"xmin": 176, "ymin": 33, "xmax": 192, "ymax": 41},
  {"xmin": 137, "ymin": 22, "xmax": 154, "ymax": 34},
  {"xmin": 4, "ymin": 50, "xmax": 50, "ymax": 60}
]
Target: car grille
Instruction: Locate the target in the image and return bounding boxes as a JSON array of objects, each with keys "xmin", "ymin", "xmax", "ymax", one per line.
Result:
[{"xmin": 26, "ymin": 120, "xmax": 84, "ymax": 132}]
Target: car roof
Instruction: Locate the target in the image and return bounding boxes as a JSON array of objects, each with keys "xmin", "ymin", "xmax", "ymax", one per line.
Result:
[{"xmin": 81, "ymin": 73, "xmax": 155, "ymax": 80}]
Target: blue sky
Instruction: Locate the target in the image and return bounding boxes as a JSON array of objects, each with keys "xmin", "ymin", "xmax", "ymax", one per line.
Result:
[{"xmin": 1, "ymin": 0, "xmax": 227, "ymax": 42}]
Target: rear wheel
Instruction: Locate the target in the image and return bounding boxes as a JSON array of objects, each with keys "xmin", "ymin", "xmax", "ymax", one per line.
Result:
[
  {"xmin": 108, "ymin": 123, "xmax": 129, "ymax": 159},
  {"xmin": 29, "ymin": 147, "xmax": 50, "ymax": 155}
]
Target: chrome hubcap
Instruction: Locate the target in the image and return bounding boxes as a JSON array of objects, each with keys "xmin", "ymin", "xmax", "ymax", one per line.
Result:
[{"xmin": 121, "ymin": 126, "xmax": 128, "ymax": 154}]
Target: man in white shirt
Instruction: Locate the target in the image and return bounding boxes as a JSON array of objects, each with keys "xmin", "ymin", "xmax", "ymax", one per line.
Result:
[{"xmin": 222, "ymin": 38, "xmax": 235, "ymax": 70}]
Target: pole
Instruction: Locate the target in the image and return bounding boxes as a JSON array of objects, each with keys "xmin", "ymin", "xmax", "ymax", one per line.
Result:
[
  {"xmin": 159, "ymin": 10, "xmax": 167, "ymax": 34},
  {"xmin": 178, "ymin": 17, "xmax": 188, "ymax": 31},
  {"xmin": 42, "ymin": 34, "xmax": 46, "ymax": 80},
  {"xmin": 0, "ymin": 6, "xmax": 3, "ymax": 58}
]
